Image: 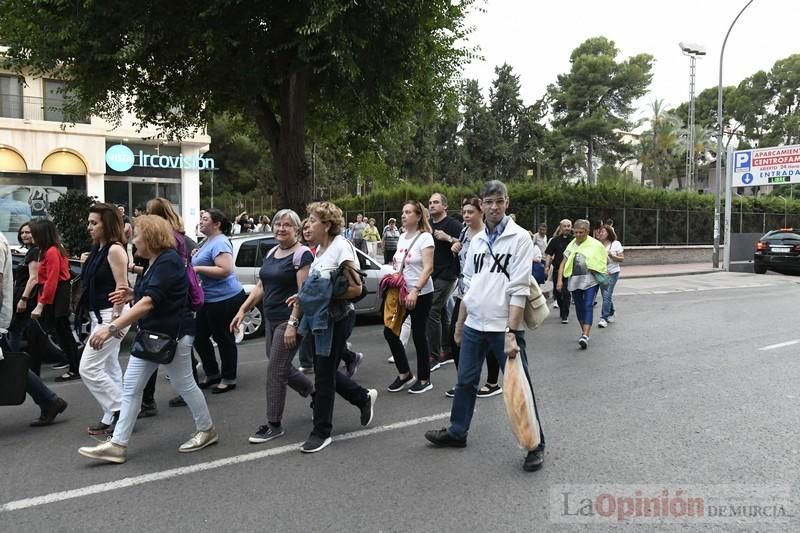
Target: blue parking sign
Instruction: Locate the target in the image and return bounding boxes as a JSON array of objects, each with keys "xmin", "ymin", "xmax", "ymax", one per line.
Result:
[{"xmin": 734, "ymin": 151, "xmax": 751, "ymax": 171}]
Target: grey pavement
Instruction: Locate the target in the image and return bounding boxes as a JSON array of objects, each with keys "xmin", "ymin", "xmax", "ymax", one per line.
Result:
[{"xmin": 2, "ymin": 271, "xmax": 800, "ymax": 532}]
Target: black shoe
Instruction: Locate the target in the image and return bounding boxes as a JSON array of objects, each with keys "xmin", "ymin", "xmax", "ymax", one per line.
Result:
[
  {"xmin": 198, "ymin": 376, "xmax": 222, "ymax": 389},
  {"xmin": 425, "ymin": 427, "xmax": 467, "ymax": 448},
  {"xmin": 445, "ymin": 387, "xmax": 455, "ymax": 398},
  {"xmin": 55, "ymin": 371, "xmax": 80, "ymax": 382},
  {"xmin": 137, "ymin": 402, "xmax": 158, "ymax": 419},
  {"xmin": 211, "ymin": 383, "xmax": 236, "ymax": 394},
  {"xmin": 169, "ymin": 396, "xmax": 187, "ymax": 407},
  {"xmin": 300, "ymin": 434, "xmax": 332, "ymax": 454},
  {"xmin": 249, "ymin": 424, "xmax": 285, "ymax": 444},
  {"xmin": 360, "ymin": 389, "xmax": 378, "ymax": 426},
  {"xmin": 87, "ymin": 411, "xmax": 119, "ymax": 436},
  {"xmin": 30, "ymin": 397, "xmax": 67, "ymax": 427},
  {"xmin": 429, "ymin": 355, "xmax": 443, "ymax": 372},
  {"xmin": 51, "ymin": 362, "xmax": 70, "ymax": 370},
  {"xmin": 523, "ymin": 448, "xmax": 544, "ymax": 472},
  {"xmin": 387, "ymin": 374, "xmax": 415, "ymax": 392},
  {"xmin": 408, "ymin": 380, "xmax": 433, "ymax": 394}
]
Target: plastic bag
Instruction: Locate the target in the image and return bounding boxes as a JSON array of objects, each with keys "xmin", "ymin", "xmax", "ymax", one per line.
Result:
[{"xmin": 502, "ymin": 353, "xmax": 541, "ymax": 450}]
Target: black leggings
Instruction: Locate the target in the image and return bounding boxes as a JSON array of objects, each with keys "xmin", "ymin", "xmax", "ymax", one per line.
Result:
[
  {"xmin": 449, "ymin": 297, "xmax": 499, "ymax": 384},
  {"xmin": 384, "ymin": 292, "xmax": 433, "ymax": 382}
]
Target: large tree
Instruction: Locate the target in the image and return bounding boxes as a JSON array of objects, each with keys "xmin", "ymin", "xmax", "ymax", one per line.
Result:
[
  {"xmin": 549, "ymin": 37, "xmax": 653, "ymax": 184},
  {"xmin": 0, "ymin": 0, "xmax": 472, "ymax": 213}
]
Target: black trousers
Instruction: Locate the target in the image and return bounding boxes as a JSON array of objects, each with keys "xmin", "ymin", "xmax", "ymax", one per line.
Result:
[
  {"xmin": 384, "ymin": 292, "xmax": 433, "ymax": 382},
  {"xmin": 311, "ymin": 310, "xmax": 369, "ymax": 439},
  {"xmin": 195, "ymin": 291, "xmax": 246, "ymax": 382},
  {"xmin": 554, "ymin": 279, "xmax": 571, "ymax": 320}
]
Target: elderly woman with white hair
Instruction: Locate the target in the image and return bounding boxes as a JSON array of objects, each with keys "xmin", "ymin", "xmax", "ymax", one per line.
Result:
[
  {"xmin": 556, "ymin": 219, "xmax": 607, "ymax": 350},
  {"xmin": 231, "ymin": 209, "xmax": 315, "ymax": 444}
]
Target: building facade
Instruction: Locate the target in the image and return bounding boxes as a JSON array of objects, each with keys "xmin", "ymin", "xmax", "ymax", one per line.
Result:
[{"xmin": 0, "ymin": 70, "xmax": 209, "ymax": 244}]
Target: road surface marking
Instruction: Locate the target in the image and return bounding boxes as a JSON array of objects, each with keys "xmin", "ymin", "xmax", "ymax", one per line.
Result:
[
  {"xmin": 759, "ymin": 339, "xmax": 800, "ymax": 351},
  {"xmin": 0, "ymin": 411, "xmax": 450, "ymax": 513}
]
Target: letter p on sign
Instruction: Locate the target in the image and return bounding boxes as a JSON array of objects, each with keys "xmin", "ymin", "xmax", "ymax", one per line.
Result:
[{"xmin": 735, "ymin": 151, "xmax": 751, "ymax": 171}]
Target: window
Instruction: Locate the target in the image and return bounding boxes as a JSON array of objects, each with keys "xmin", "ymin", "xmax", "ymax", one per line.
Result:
[
  {"xmin": 0, "ymin": 75, "xmax": 23, "ymax": 119},
  {"xmin": 235, "ymin": 240, "xmax": 259, "ymax": 267},
  {"xmin": 256, "ymin": 238, "xmax": 276, "ymax": 264},
  {"xmin": 43, "ymin": 79, "xmax": 89, "ymax": 123}
]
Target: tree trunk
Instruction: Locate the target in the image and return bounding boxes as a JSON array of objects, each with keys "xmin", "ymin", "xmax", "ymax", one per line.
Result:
[
  {"xmin": 253, "ymin": 67, "xmax": 311, "ymax": 216},
  {"xmin": 587, "ymin": 139, "xmax": 595, "ymax": 185}
]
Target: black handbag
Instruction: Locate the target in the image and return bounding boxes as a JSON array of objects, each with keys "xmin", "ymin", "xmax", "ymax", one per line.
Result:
[
  {"xmin": 0, "ymin": 351, "xmax": 30, "ymax": 406},
  {"xmin": 130, "ymin": 329, "xmax": 178, "ymax": 364}
]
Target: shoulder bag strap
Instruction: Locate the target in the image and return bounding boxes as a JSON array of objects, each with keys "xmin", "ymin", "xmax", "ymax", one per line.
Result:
[{"xmin": 399, "ymin": 232, "xmax": 423, "ymax": 274}]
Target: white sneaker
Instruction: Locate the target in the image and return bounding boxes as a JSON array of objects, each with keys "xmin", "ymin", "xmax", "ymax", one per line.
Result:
[
  {"xmin": 553, "ymin": 302, "xmax": 559, "ymax": 309},
  {"xmin": 387, "ymin": 355, "xmax": 395, "ymax": 364},
  {"xmin": 598, "ymin": 319, "xmax": 608, "ymax": 328},
  {"xmin": 606, "ymin": 315, "xmax": 616, "ymax": 323}
]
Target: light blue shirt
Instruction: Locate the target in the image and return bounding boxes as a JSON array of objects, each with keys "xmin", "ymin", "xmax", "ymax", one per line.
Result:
[{"xmin": 191, "ymin": 235, "xmax": 243, "ymax": 303}]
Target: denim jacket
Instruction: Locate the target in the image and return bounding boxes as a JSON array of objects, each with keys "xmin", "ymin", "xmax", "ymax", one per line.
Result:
[{"xmin": 299, "ymin": 271, "xmax": 352, "ymax": 357}]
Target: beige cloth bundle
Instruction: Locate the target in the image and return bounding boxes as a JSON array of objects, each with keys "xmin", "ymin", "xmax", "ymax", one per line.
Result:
[{"xmin": 503, "ymin": 353, "xmax": 541, "ymax": 450}]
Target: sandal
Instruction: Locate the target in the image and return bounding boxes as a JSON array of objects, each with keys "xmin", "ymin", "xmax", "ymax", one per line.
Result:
[{"xmin": 55, "ymin": 372, "xmax": 81, "ymax": 382}]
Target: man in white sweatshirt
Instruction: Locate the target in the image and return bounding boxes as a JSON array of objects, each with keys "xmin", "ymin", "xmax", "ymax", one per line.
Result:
[{"xmin": 424, "ymin": 180, "xmax": 546, "ymax": 472}]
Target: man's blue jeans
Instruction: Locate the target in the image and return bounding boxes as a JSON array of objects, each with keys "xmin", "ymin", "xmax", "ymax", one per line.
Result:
[{"xmin": 448, "ymin": 325, "xmax": 545, "ymax": 449}]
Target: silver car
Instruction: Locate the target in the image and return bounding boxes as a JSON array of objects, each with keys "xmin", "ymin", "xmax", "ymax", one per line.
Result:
[{"xmin": 230, "ymin": 233, "xmax": 393, "ymax": 339}]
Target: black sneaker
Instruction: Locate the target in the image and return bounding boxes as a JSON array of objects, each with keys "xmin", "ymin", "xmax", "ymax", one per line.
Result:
[
  {"xmin": 445, "ymin": 387, "xmax": 455, "ymax": 398},
  {"xmin": 30, "ymin": 397, "xmax": 67, "ymax": 427},
  {"xmin": 429, "ymin": 355, "xmax": 443, "ymax": 372},
  {"xmin": 578, "ymin": 335, "xmax": 589, "ymax": 349},
  {"xmin": 249, "ymin": 424, "xmax": 285, "ymax": 444},
  {"xmin": 523, "ymin": 448, "xmax": 544, "ymax": 471},
  {"xmin": 424, "ymin": 427, "xmax": 467, "ymax": 448},
  {"xmin": 51, "ymin": 362, "xmax": 70, "ymax": 370},
  {"xmin": 360, "ymin": 389, "xmax": 378, "ymax": 426},
  {"xmin": 169, "ymin": 396, "xmax": 187, "ymax": 407},
  {"xmin": 408, "ymin": 381, "xmax": 433, "ymax": 394},
  {"xmin": 300, "ymin": 434, "xmax": 332, "ymax": 454},
  {"xmin": 476, "ymin": 384, "xmax": 503, "ymax": 398},
  {"xmin": 387, "ymin": 374, "xmax": 416, "ymax": 392}
]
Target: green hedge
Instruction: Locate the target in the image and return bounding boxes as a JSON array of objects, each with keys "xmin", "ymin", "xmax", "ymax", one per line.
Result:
[{"xmin": 334, "ymin": 181, "xmax": 800, "ymax": 245}]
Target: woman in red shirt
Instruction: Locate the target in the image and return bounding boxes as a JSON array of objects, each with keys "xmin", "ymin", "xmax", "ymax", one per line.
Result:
[{"xmin": 29, "ymin": 219, "xmax": 81, "ymax": 381}]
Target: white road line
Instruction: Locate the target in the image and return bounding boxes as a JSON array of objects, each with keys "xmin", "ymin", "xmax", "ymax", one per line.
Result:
[
  {"xmin": 759, "ymin": 339, "xmax": 800, "ymax": 352},
  {"xmin": 0, "ymin": 411, "xmax": 450, "ymax": 513}
]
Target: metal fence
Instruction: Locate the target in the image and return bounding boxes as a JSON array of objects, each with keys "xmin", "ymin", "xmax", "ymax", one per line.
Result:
[{"xmin": 206, "ymin": 196, "xmax": 800, "ymax": 246}]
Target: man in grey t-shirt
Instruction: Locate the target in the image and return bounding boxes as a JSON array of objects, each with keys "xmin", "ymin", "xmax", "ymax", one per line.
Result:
[{"xmin": 351, "ymin": 214, "xmax": 367, "ymax": 253}]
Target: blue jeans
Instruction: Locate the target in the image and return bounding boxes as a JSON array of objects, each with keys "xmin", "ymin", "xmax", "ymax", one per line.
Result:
[
  {"xmin": 448, "ymin": 325, "xmax": 544, "ymax": 449},
  {"xmin": 571, "ymin": 285, "xmax": 599, "ymax": 326},
  {"xmin": 601, "ymin": 272, "xmax": 619, "ymax": 320}
]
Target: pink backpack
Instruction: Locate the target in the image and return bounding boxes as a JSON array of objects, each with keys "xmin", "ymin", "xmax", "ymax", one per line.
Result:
[{"xmin": 175, "ymin": 231, "xmax": 204, "ymax": 311}]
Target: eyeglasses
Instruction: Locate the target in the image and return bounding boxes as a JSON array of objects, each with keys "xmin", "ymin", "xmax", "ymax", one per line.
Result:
[{"xmin": 273, "ymin": 223, "xmax": 295, "ymax": 229}]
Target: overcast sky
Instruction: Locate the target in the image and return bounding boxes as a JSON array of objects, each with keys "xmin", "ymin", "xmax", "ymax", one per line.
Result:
[{"xmin": 461, "ymin": 0, "xmax": 798, "ymax": 122}]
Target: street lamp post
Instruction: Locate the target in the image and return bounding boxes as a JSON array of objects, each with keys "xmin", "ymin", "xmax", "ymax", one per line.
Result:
[
  {"xmin": 680, "ymin": 42, "xmax": 706, "ymax": 191},
  {"xmin": 714, "ymin": 0, "xmax": 756, "ymax": 268}
]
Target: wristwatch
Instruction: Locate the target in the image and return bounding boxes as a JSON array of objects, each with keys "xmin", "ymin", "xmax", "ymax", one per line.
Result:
[
  {"xmin": 505, "ymin": 327, "xmax": 521, "ymax": 334},
  {"xmin": 287, "ymin": 317, "xmax": 300, "ymax": 328},
  {"xmin": 108, "ymin": 323, "xmax": 119, "ymax": 335}
]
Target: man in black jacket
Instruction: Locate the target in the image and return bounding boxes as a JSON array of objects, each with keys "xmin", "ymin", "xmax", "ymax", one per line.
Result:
[
  {"xmin": 544, "ymin": 219, "xmax": 574, "ymax": 323},
  {"xmin": 428, "ymin": 193, "xmax": 462, "ymax": 370}
]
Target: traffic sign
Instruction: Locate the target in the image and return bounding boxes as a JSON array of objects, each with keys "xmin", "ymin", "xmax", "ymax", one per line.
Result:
[{"xmin": 732, "ymin": 144, "xmax": 800, "ymax": 187}]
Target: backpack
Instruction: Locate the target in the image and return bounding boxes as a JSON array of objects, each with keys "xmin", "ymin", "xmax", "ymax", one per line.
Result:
[{"xmin": 175, "ymin": 231, "xmax": 204, "ymax": 311}]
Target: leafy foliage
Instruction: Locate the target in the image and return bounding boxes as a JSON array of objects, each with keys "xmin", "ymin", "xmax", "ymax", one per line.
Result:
[{"xmin": 49, "ymin": 191, "xmax": 94, "ymax": 257}]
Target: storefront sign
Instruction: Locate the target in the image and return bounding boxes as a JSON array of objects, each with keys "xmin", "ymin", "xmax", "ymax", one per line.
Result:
[{"xmin": 106, "ymin": 144, "xmax": 215, "ymax": 172}]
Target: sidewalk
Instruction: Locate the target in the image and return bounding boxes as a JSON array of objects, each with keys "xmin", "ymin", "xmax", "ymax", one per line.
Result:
[{"xmin": 621, "ymin": 262, "xmax": 720, "ymax": 279}]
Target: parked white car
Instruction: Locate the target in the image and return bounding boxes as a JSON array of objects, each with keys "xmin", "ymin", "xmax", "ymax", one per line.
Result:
[{"xmin": 230, "ymin": 233, "xmax": 393, "ymax": 339}]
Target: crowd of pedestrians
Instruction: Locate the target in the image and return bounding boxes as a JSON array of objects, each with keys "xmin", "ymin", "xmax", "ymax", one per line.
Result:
[{"xmin": 0, "ymin": 178, "xmax": 625, "ymax": 472}]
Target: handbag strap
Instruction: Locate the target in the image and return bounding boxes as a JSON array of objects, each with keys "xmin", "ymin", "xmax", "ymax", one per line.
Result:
[{"xmin": 399, "ymin": 232, "xmax": 423, "ymax": 273}]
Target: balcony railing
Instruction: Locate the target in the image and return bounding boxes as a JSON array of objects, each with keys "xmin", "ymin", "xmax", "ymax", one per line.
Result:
[{"xmin": 0, "ymin": 93, "xmax": 90, "ymax": 124}]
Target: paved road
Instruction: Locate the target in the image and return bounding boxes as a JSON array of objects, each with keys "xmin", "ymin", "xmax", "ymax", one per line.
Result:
[{"xmin": 2, "ymin": 272, "xmax": 800, "ymax": 532}]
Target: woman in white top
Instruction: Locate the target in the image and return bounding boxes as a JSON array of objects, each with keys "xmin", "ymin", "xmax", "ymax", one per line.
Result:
[
  {"xmin": 298, "ymin": 202, "xmax": 377, "ymax": 454},
  {"xmin": 384, "ymin": 201, "xmax": 435, "ymax": 394},
  {"xmin": 597, "ymin": 224, "xmax": 623, "ymax": 328}
]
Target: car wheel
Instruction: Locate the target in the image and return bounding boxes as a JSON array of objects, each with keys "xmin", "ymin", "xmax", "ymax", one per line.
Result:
[
  {"xmin": 242, "ymin": 305, "xmax": 265, "ymax": 340},
  {"xmin": 754, "ymin": 263, "xmax": 767, "ymax": 274}
]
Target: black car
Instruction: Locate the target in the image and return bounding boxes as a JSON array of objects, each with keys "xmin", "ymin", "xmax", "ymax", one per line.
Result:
[{"xmin": 754, "ymin": 229, "xmax": 800, "ymax": 275}]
